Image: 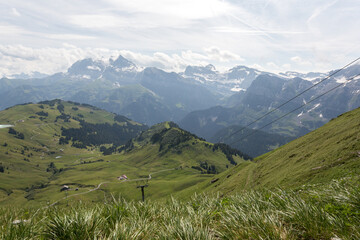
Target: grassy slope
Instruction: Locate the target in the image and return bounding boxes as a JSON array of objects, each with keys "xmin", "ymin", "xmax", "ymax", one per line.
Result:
[
  {"xmin": 0, "ymin": 101, "xmax": 243, "ymax": 207},
  {"xmin": 2, "ymin": 178, "xmax": 359, "ymax": 239},
  {"xmin": 177, "ymin": 107, "xmax": 360, "ymax": 198}
]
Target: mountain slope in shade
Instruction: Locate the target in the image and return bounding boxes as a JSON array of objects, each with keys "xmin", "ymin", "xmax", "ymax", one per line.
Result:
[
  {"xmin": 180, "ymin": 66, "xmax": 360, "ymax": 155},
  {"xmin": 209, "ymin": 125, "xmax": 293, "ymax": 157}
]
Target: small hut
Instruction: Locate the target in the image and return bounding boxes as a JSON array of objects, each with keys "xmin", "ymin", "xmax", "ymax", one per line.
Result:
[
  {"xmin": 60, "ymin": 185, "xmax": 70, "ymax": 191},
  {"xmin": 117, "ymin": 174, "xmax": 128, "ymax": 180}
]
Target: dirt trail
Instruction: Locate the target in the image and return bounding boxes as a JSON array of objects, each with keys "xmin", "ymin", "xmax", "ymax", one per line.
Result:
[{"xmin": 46, "ymin": 168, "xmax": 176, "ymax": 208}]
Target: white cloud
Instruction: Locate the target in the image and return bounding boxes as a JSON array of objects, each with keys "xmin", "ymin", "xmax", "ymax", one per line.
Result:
[
  {"xmin": 307, "ymin": 0, "xmax": 338, "ymax": 24},
  {"xmin": 69, "ymin": 15, "xmax": 126, "ymax": 28},
  {"xmin": 11, "ymin": 8, "xmax": 21, "ymax": 17},
  {"xmin": 0, "ymin": 24, "xmax": 27, "ymax": 36},
  {"xmin": 45, "ymin": 34, "xmax": 97, "ymax": 40},
  {"xmin": 104, "ymin": 0, "xmax": 232, "ymax": 20},
  {"xmin": 281, "ymin": 63, "xmax": 291, "ymax": 69},
  {"xmin": 119, "ymin": 48, "xmax": 234, "ymax": 72},
  {"xmin": 0, "ymin": 0, "xmax": 358, "ymax": 74},
  {"xmin": 291, "ymin": 56, "xmax": 312, "ymax": 66},
  {"xmin": 0, "ymin": 44, "xmax": 120, "ymax": 77},
  {"xmin": 266, "ymin": 62, "xmax": 279, "ymax": 70},
  {"xmin": 0, "ymin": 44, "xmax": 245, "ymax": 77},
  {"xmin": 204, "ymin": 46, "xmax": 243, "ymax": 62}
]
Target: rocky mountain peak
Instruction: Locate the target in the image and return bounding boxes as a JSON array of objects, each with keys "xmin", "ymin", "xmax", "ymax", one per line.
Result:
[{"xmin": 110, "ymin": 55, "xmax": 136, "ymax": 69}]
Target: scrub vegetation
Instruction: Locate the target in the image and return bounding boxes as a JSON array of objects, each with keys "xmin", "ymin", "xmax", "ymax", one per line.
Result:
[{"xmin": 1, "ymin": 178, "xmax": 359, "ymax": 239}]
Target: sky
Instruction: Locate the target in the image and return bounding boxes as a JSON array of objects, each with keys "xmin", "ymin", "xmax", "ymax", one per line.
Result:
[{"xmin": 0, "ymin": 0, "xmax": 359, "ymax": 77}]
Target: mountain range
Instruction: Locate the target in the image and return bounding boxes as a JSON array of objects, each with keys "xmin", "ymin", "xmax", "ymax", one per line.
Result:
[
  {"xmin": 1, "ymin": 55, "xmax": 359, "ymax": 156},
  {"xmin": 180, "ymin": 65, "xmax": 360, "ymax": 156}
]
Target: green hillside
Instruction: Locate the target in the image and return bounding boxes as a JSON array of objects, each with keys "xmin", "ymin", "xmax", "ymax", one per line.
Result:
[
  {"xmin": 178, "ymin": 107, "xmax": 360, "ymax": 197},
  {"xmin": 0, "ymin": 100, "xmax": 246, "ymax": 207}
]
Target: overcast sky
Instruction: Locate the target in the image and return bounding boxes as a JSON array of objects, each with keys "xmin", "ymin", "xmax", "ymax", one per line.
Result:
[{"xmin": 0, "ymin": 0, "xmax": 359, "ymax": 77}]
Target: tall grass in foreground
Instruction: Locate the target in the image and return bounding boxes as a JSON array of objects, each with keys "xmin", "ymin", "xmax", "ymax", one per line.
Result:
[{"xmin": 1, "ymin": 178, "xmax": 359, "ymax": 239}]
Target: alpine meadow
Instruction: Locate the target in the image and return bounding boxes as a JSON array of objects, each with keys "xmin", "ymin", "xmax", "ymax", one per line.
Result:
[{"xmin": 1, "ymin": 0, "xmax": 360, "ymax": 239}]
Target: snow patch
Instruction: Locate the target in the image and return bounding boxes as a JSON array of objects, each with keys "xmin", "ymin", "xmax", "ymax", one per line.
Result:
[
  {"xmin": 297, "ymin": 111, "xmax": 304, "ymax": 117},
  {"xmin": 87, "ymin": 65, "xmax": 101, "ymax": 71},
  {"xmin": 335, "ymin": 76, "xmax": 347, "ymax": 83},
  {"xmin": 0, "ymin": 124, "xmax": 14, "ymax": 128},
  {"xmin": 114, "ymin": 66, "xmax": 137, "ymax": 72},
  {"xmin": 308, "ymin": 103, "xmax": 320, "ymax": 113},
  {"xmin": 113, "ymin": 82, "xmax": 121, "ymax": 88},
  {"xmin": 231, "ymin": 87, "xmax": 246, "ymax": 92},
  {"xmin": 82, "ymin": 75, "xmax": 91, "ymax": 79},
  {"xmin": 319, "ymin": 113, "xmax": 323, "ymax": 118}
]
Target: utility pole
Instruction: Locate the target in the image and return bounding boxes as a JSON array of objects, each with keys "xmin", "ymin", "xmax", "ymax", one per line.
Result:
[
  {"xmin": 136, "ymin": 184, "xmax": 148, "ymax": 202},
  {"xmin": 65, "ymin": 190, "xmax": 68, "ymax": 206}
]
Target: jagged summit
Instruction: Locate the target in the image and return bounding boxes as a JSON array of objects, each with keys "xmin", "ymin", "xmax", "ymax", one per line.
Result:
[{"xmin": 110, "ymin": 55, "xmax": 136, "ymax": 69}]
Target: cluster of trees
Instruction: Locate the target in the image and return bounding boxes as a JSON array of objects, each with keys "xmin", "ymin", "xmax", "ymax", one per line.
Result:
[
  {"xmin": 55, "ymin": 113, "xmax": 71, "ymax": 122},
  {"xmin": 38, "ymin": 99, "xmax": 60, "ymax": 106},
  {"xmin": 8, "ymin": 128, "xmax": 24, "ymax": 139},
  {"xmin": 191, "ymin": 161, "xmax": 217, "ymax": 174},
  {"xmin": 60, "ymin": 120, "xmax": 146, "ymax": 149},
  {"xmin": 212, "ymin": 143, "xmax": 252, "ymax": 165},
  {"xmin": 114, "ymin": 114, "xmax": 131, "ymax": 123},
  {"xmin": 117, "ymin": 140, "xmax": 135, "ymax": 153},
  {"xmin": 71, "ymin": 142, "xmax": 87, "ymax": 149},
  {"xmin": 80, "ymin": 159, "xmax": 104, "ymax": 164},
  {"xmin": 46, "ymin": 162, "xmax": 63, "ymax": 174},
  {"xmin": 57, "ymin": 103, "xmax": 64, "ymax": 113},
  {"xmin": 58, "ymin": 137, "xmax": 69, "ymax": 145},
  {"xmin": 99, "ymin": 145, "xmax": 117, "ymax": 155},
  {"xmin": 35, "ymin": 111, "xmax": 48, "ymax": 117}
]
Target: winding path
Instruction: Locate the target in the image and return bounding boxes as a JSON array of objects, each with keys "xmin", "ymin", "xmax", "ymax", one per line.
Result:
[{"xmin": 46, "ymin": 168, "xmax": 176, "ymax": 207}]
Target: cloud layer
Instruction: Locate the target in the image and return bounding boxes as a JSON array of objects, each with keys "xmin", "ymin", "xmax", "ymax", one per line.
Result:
[
  {"xmin": 0, "ymin": 44, "xmax": 245, "ymax": 76},
  {"xmin": 0, "ymin": 0, "xmax": 359, "ymax": 76}
]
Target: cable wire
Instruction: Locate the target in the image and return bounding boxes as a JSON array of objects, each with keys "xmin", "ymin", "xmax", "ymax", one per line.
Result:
[
  {"xmin": 224, "ymin": 57, "xmax": 360, "ymax": 141},
  {"xmin": 228, "ymin": 73, "xmax": 360, "ymax": 145}
]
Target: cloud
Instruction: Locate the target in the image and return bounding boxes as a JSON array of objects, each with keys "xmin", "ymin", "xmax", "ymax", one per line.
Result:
[
  {"xmin": 0, "ymin": 24, "xmax": 27, "ymax": 36},
  {"xmin": 11, "ymin": 8, "xmax": 21, "ymax": 17},
  {"xmin": 0, "ymin": 44, "xmax": 121, "ymax": 77},
  {"xmin": 0, "ymin": 44, "xmax": 244, "ymax": 77},
  {"xmin": 204, "ymin": 47, "xmax": 244, "ymax": 62},
  {"xmin": 0, "ymin": 0, "xmax": 359, "ymax": 75},
  {"xmin": 45, "ymin": 34, "xmax": 97, "ymax": 40},
  {"xmin": 118, "ymin": 49, "xmax": 214, "ymax": 72},
  {"xmin": 266, "ymin": 62, "xmax": 279, "ymax": 70},
  {"xmin": 291, "ymin": 56, "xmax": 312, "ymax": 66},
  {"xmin": 104, "ymin": 0, "xmax": 232, "ymax": 20},
  {"xmin": 69, "ymin": 15, "xmax": 126, "ymax": 28},
  {"xmin": 307, "ymin": 0, "xmax": 338, "ymax": 24}
]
